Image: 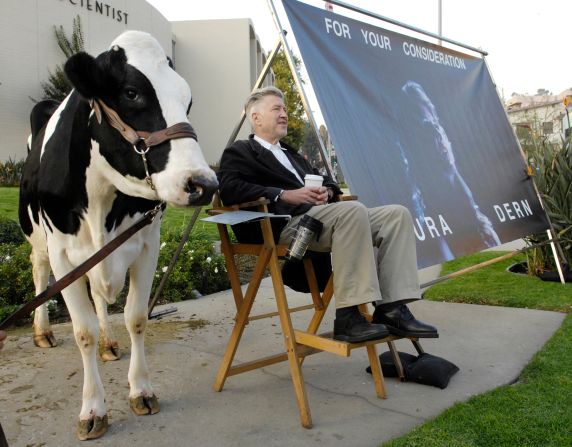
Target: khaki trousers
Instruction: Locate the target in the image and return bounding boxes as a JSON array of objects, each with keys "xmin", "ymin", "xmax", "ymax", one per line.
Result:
[{"xmin": 279, "ymin": 201, "xmax": 421, "ymax": 309}]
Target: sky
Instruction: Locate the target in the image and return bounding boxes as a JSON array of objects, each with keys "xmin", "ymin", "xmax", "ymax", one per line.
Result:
[{"xmin": 146, "ymin": 0, "xmax": 572, "ymax": 99}]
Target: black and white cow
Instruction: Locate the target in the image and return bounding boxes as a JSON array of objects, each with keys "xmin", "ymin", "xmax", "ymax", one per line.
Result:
[{"xmin": 19, "ymin": 30, "xmax": 217, "ymax": 440}]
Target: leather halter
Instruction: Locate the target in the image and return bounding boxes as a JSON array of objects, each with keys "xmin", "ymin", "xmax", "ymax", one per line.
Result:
[{"xmin": 91, "ymin": 99, "xmax": 198, "ymax": 190}]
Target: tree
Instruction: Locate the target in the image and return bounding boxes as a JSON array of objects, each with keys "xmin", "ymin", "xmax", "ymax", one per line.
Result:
[
  {"xmin": 40, "ymin": 15, "xmax": 85, "ymax": 101},
  {"xmin": 299, "ymin": 121, "xmax": 322, "ymax": 168},
  {"xmin": 271, "ymin": 50, "xmax": 305, "ymax": 149}
]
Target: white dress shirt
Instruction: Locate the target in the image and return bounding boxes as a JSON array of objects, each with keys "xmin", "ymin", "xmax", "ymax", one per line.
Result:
[{"xmin": 254, "ymin": 135, "xmax": 304, "ymax": 185}]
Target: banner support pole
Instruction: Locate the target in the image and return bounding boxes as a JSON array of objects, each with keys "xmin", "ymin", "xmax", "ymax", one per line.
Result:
[
  {"xmin": 267, "ymin": 0, "xmax": 335, "ymax": 179},
  {"xmin": 419, "ymin": 237, "xmax": 563, "ymax": 289}
]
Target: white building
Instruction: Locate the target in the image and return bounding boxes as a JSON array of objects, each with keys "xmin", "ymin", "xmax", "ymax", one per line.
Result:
[
  {"xmin": 0, "ymin": 0, "xmax": 271, "ymax": 164},
  {"xmin": 506, "ymin": 89, "xmax": 572, "ymax": 144}
]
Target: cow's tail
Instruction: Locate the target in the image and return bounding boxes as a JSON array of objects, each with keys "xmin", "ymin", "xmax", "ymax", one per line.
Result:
[{"xmin": 28, "ymin": 99, "xmax": 61, "ymax": 152}]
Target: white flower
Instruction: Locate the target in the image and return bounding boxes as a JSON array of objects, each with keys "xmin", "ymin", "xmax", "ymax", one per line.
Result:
[
  {"xmin": 214, "ymin": 267, "xmax": 219, "ymax": 273},
  {"xmin": 162, "ymin": 266, "xmax": 168, "ymax": 273},
  {"xmin": 5, "ymin": 255, "xmax": 11, "ymax": 261},
  {"xmin": 206, "ymin": 257, "xmax": 212, "ymax": 263},
  {"xmin": 160, "ymin": 242, "xmax": 166, "ymax": 250}
]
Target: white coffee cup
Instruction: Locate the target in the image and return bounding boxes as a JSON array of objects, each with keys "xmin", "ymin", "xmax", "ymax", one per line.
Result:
[{"xmin": 304, "ymin": 174, "xmax": 323, "ymax": 188}]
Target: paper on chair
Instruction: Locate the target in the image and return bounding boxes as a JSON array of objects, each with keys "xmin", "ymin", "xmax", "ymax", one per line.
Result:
[{"xmin": 202, "ymin": 210, "xmax": 291, "ymax": 225}]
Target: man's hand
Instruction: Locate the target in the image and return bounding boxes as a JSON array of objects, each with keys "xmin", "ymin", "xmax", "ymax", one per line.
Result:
[
  {"xmin": 281, "ymin": 186, "xmax": 329, "ymax": 206},
  {"xmin": 0, "ymin": 330, "xmax": 6, "ymax": 350}
]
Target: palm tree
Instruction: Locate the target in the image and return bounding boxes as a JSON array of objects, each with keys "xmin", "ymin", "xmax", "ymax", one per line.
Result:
[{"xmin": 40, "ymin": 15, "xmax": 85, "ymax": 101}]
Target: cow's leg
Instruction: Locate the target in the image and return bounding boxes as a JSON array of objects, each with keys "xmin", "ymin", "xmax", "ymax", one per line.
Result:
[
  {"xmin": 92, "ymin": 294, "xmax": 121, "ymax": 361},
  {"xmin": 125, "ymin": 247, "xmax": 160, "ymax": 416},
  {"xmin": 30, "ymin": 247, "xmax": 57, "ymax": 348},
  {"xmin": 56, "ymin": 269, "xmax": 108, "ymax": 440}
]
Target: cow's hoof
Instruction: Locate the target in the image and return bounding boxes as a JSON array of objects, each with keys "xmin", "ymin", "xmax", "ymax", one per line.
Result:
[
  {"xmin": 33, "ymin": 332, "xmax": 57, "ymax": 348},
  {"xmin": 130, "ymin": 395, "xmax": 160, "ymax": 415},
  {"xmin": 77, "ymin": 414, "xmax": 108, "ymax": 441},
  {"xmin": 100, "ymin": 341, "xmax": 121, "ymax": 362}
]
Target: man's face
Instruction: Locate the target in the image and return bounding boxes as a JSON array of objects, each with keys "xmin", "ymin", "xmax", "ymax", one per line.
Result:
[{"xmin": 252, "ymin": 94, "xmax": 288, "ymax": 143}]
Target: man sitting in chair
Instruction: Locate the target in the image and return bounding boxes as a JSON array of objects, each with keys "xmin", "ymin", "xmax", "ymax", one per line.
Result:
[{"xmin": 218, "ymin": 86, "xmax": 437, "ymax": 343}]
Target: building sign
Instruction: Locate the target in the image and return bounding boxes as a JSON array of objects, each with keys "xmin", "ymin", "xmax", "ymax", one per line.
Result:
[
  {"xmin": 282, "ymin": 0, "xmax": 549, "ymax": 268},
  {"xmin": 58, "ymin": 0, "xmax": 129, "ymax": 24}
]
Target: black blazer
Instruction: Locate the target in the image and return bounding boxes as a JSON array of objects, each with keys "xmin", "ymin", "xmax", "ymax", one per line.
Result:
[{"xmin": 218, "ymin": 135, "xmax": 342, "ymax": 242}]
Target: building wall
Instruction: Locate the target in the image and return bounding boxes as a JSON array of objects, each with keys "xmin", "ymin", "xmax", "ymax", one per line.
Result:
[
  {"xmin": 172, "ymin": 19, "xmax": 272, "ymax": 166},
  {"xmin": 0, "ymin": 0, "xmax": 171, "ymax": 161},
  {"xmin": 506, "ymin": 90, "xmax": 572, "ymax": 144}
]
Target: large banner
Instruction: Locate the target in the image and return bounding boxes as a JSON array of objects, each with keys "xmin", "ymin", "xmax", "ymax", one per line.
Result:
[{"xmin": 282, "ymin": 0, "xmax": 549, "ymax": 268}]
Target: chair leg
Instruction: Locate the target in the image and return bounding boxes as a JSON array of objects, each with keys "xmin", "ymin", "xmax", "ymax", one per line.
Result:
[
  {"xmin": 268, "ymin": 250, "xmax": 313, "ymax": 429},
  {"xmin": 387, "ymin": 340, "xmax": 406, "ymax": 381},
  {"xmin": 411, "ymin": 339, "xmax": 425, "ymax": 355},
  {"xmin": 366, "ymin": 344, "xmax": 386, "ymax": 399},
  {"xmin": 305, "ymin": 275, "xmax": 334, "ymax": 335},
  {"xmin": 213, "ymin": 247, "xmax": 273, "ymax": 392}
]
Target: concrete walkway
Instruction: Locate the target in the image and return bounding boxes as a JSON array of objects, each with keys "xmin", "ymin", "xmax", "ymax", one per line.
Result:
[{"xmin": 0, "ymin": 278, "xmax": 565, "ymax": 447}]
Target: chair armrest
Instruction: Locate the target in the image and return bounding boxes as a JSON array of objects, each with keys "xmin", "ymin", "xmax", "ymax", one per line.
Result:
[{"xmin": 208, "ymin": 197, "xmax": 270, "ymax": 215}]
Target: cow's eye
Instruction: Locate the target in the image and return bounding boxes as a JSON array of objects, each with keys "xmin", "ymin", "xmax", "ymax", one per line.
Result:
[{"xmin": 124, "ymin": 88, "xmax": 139, "ymax": 101}]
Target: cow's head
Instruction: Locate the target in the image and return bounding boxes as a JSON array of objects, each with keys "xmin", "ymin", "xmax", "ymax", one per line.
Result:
[{"xmin": 64, "ymin": 30, "xmax": 217, "ymax": 206}]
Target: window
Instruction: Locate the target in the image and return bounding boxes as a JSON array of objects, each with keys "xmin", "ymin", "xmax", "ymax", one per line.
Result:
[
  {"xmin": 542, "ymin": 121, "xmax": 553, "ymax": 135},
  {"xmin": 515, "ymin": 123, "xmax": 532, "ymax": 140}
]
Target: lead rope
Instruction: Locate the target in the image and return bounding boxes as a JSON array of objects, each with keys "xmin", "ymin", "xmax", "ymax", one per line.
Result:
[{"xmin": 0, "ymin": 204, "xmax": 163, "ymax": 330}]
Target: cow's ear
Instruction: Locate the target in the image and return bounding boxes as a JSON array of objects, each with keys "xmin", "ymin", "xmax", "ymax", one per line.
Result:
[
  {"xmin": 65, "ymin": 47, "xmax": 126, "ymax": 100},
  {"xmin": 64, "ymin": 52, "xmax": 101, "ymax": 99}
]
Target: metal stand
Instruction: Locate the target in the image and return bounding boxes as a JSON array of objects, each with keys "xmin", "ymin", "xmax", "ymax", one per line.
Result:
[{"xmin": 147, "ymin": 206, "xmax": 202, "ymax": 317}]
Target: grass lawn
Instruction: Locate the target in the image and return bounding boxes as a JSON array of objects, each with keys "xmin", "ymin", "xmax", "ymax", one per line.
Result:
[
  {"xmin": 424, "ymin": 252, "xmax": 572, "ymax": 313},
  {"xmin": 0, "ymin": 186, "xmax": 220, "ymax": 240},
  {"xmin": 0, "ymin": 187, "xmax": 18, "ymax": 221},
  {"xmin": 384, "ymin": 251, "xmax": 571, "ymax": 447}
]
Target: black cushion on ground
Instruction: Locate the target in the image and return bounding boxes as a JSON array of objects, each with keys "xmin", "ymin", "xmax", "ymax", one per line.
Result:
[
  {"xmin": 407, "ymin": 353, "xmax": 459, "ymax": 389},
  {"xmin": 366, "ymin": 351, "xmax": 418, "ymax": 377},
  {"xmin": 366, "ymin": 351, "xmax": 460, "ymax": 389}
]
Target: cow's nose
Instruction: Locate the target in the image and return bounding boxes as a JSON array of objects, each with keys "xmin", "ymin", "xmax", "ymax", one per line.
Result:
[{"xmin": 186, "ymin": 175, "xmax": 218, "ymax": 206}]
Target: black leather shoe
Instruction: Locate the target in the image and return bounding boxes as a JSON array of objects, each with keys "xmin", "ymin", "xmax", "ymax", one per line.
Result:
[
  {"xmin": 372, "ymin": 303, "xmax": 438, "ymax": 338},
  {"xmin": 334, "ymin": 307, "xmax": 390, "ymax": 343}
]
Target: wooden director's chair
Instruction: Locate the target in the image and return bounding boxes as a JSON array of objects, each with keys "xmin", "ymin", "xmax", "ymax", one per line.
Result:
[{"xmin": 208, "ymin": 194, "xmax": 426, "ymax": 428}]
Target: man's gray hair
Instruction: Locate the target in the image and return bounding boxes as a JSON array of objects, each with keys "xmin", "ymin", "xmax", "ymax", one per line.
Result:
[{"xmin": 244, "ymin": 86, "xmax": 284, "ymax": 125}]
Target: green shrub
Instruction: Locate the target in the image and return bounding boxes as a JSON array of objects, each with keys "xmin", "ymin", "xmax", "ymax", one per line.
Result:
[
  {"xmin": 0, "ymin": 243, "xmax": 34, "ymax": 320},
  {"xmin": 524, "ymin": 135, "xmax": 572, "ymax": 273},
  {"xmin": 0, "ymin": 217, "xmax": 25, "ymax": 245},
  {"xmin": 0, "ymin": 226, "xmax": 231, "ymax": 323},
  {"xmin": 152, "ymin": 228, "xmax": 229, "ymax": 302},
  {"xmin": 0, "ymin": 242, "xmax": 65, "ymax": 324}
]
